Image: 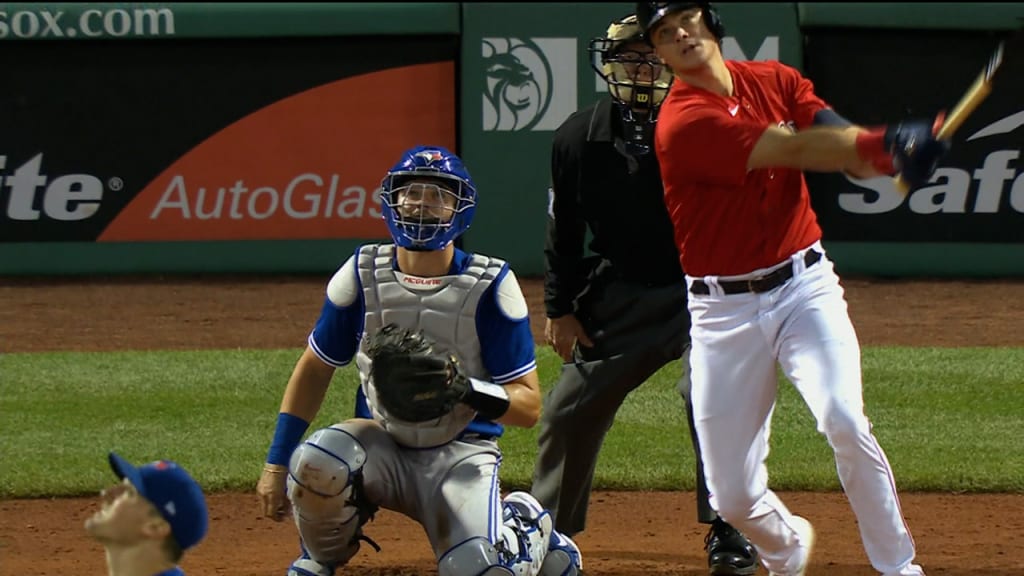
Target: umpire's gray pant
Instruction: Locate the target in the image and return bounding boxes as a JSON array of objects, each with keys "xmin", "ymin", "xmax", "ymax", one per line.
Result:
[{"xmin": 530, "ymin": 279, "xmax": 717, "ymax": 537}]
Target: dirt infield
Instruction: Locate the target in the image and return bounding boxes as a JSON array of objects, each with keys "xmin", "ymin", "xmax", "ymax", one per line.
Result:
[{"xmin": 2, "ymin": 275, "xmax": 1023, "ymax": 576}]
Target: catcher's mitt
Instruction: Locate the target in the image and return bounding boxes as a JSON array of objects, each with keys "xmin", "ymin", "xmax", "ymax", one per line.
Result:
[{"xmin": 366, "ymin": 324, "xmax": 470, "ymax": 422}]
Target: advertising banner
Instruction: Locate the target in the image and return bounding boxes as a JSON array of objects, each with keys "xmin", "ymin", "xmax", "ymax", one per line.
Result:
[
  {"xmin": 0, "ymin": 35, "xmax": 457, "ymax": 244},
  {"xmin": 804, "ymin": 29, "xmax": 1024, "ymax": 244},
  {"xmin": 798, "ymin": 2, "xmax": 1024, "ymax": 31},
  {"xmin": 460, "ymin": 2, "xmax": 804, "ymax": 275},
  {"xmin": 0, "ymin": 3, "xmax": 459, "ymax": 40}
]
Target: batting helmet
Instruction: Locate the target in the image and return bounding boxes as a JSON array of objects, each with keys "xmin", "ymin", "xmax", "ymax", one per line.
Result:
[
  {"xmin": 588, "ymin": 14, "xmax": 674, "ymax": 113},
  {"xmin": 635, "ymin": 2, "xmax": 726, "ymax": 43},
  {"xmin": 380, "ymin": 145, "xmax": 477, "ymax": 251}
]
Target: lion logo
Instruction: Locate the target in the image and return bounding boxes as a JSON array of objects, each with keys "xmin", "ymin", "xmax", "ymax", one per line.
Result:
[{"xmin": 481, "ymin": 38, "xmax": 576, "ymax": 132}]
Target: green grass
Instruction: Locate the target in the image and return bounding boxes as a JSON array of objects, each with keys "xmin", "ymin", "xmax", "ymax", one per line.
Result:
[{"xmin": 1, "ymin": 347, "xmax": 1021, "ymax": 498}]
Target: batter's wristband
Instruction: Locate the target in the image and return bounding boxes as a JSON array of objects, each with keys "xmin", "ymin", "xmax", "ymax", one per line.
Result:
[
  {"xmin": 266, "ymin": 412, "xmax": 310, "ymax": 466},
  {"xmin": 466, "ymin": 378, "xmax": 511, "ymax": 421},
  {"xmin": 855, "ymin": 128, "xmax": 895, "ymax": 175}
]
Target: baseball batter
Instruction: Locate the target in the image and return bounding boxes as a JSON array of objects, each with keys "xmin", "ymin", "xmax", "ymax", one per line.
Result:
[
  {"xmin": 256, "ymin": 145, "xmax": 583, "ymax": 576},
  {"xmin": 636, "ymin": 2, "xmax": 950, "ymax": 575},
  {"xmin": 533, "ymin": 12, "xmax": 756, "ymax": 575}
]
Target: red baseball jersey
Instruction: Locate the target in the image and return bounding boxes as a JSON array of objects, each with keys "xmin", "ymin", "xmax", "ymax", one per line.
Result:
[{"xmin": 655, "ymin": 59, "xmax": 829, "ymax": 277}]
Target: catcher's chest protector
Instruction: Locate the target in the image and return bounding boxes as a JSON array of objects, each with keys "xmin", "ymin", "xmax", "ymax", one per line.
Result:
[{"xmin": 354, "ymin": 243, "xmax": 506, "ymax": 448}]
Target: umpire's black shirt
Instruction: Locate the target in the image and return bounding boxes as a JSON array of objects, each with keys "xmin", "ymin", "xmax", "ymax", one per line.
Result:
[{"xmin": 544, "ymin": 97, "xmax": 684, "ymax": 319}]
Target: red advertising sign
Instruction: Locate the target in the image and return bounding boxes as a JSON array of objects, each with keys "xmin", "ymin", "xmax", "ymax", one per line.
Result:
[
  {"xmin": 1, "ymin": 35, "xmax": 457, "ymax": 244},
  {"xmin": 99, "ymin": 62, "xmax": 454, "ymax": 241}
]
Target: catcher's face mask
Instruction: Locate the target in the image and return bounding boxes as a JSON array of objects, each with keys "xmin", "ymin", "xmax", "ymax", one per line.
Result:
[
  {"xmin": 380, "ymin": 146, "xmax": 477, "ymax": 251},
  {"xmin": 392, "ymin": 178, "xmax": 459, "ymax": 224}
]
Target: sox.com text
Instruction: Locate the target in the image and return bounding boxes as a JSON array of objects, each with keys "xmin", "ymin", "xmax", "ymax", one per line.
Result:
[{"xmin": 0, "ymin": 7, "xmax": 174, "ymax": 39}]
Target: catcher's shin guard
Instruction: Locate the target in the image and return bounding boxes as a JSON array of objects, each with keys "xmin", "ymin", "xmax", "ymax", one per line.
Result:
[
  {"xmin": 287, "ymin": 425, "xmax": 377, "ymax": 568},
  {"xmin": 500, "ymin": 491, "xmax": 555, "ymax": 576},
  {"xmin": 438, "ymin": 537, "xmax": 515, "ymax": 576},
  {"xmin": 541, "ymin": 530, "xmax": 584, "ymax": 576}
]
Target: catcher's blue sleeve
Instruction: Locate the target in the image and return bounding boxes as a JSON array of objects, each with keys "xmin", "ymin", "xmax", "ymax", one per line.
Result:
[
  {"xmin": 475, "ymin": 265, "xmax": 537, "ymax": 384},
  {"xmin": 308, "ymin": 255, "xmax": 364, "ymax": 367},
  {"xmin": 308, "ymin": 298, "xmax": 363, "ymax": 367}
]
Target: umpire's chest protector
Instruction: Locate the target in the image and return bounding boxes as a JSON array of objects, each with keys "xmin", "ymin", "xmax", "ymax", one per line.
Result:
[{"xmin": 354, "ymin": 243, "xmax": 506, "ymax": 448}]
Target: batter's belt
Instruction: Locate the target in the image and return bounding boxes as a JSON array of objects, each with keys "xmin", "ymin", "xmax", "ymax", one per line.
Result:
[{"xmin": 689, "ymin": 249, "xmax": 822, "ymax": 296}]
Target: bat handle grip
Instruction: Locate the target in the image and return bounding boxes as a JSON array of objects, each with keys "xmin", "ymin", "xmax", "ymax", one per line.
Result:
[{"xmin": 894, "ymin": 174, "xmax": 911, "ymax": 196}]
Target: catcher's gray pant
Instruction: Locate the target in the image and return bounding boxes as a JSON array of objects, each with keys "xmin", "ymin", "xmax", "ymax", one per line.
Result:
[
  {"xmin": 334, "ymin": 419, "xmax": 504, "ymax": 560},
  {"xmin": 531, "ymin": 279, "xmax": 717, "ymax": 537}
]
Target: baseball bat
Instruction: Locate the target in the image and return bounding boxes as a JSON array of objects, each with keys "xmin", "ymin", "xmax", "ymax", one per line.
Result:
[{"xmin": 893, "ymin": 35, "xmax": 1012, "ymax": 195}]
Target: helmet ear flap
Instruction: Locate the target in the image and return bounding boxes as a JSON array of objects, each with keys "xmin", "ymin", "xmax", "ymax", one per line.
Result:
[{"xmin": 702, "ymin": 3, "xmax": 726, "ymax": 40}]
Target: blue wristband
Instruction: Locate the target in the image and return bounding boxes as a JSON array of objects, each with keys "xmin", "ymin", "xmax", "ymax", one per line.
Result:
[
  {"xmin": 266, "ymin": 413, "xmax": 310, "ymax": 466},
  {"xmin": 813, "ymin": 108, "xmax": 853, "ymax": 128}
]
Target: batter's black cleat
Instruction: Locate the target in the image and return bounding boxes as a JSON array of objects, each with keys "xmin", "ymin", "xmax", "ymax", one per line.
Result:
[{"xmin": 704, "ymin": 518, "xmax": 759, "ymax": 575}]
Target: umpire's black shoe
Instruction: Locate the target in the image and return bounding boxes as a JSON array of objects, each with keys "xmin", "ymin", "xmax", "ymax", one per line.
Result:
[{"xmin": 704, "ymin": 518, "xmax": 759, "ymax": 575}]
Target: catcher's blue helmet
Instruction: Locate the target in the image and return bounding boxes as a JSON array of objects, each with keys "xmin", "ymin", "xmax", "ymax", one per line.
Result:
[{"xmin": 380, "ymin": 145, "xmax": 477, "ymax": 251}]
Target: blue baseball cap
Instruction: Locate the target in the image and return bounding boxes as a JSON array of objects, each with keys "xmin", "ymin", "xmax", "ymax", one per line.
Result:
[{"xmin": 108, "ymin": 452, "xmax": 209, "ymax": 551}]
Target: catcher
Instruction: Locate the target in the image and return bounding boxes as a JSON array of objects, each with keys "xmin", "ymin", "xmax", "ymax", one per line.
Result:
[{"xmin": 256, "ymin": 145, "xmax": 583, "ymax": 576}]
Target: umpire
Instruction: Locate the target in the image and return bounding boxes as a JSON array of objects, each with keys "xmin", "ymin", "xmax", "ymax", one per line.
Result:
[{"xmin": 530, "ymin": 11, "xmax": 757, "ymax": 575}]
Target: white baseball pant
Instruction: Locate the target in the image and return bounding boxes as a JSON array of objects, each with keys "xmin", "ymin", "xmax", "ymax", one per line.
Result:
[{"xmin": 685, "ymin": 242, "xmax": 924, "ymax": 576}]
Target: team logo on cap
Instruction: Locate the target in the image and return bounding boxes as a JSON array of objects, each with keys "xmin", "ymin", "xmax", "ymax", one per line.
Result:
[{"xmin": 414, "ymin": 150, "xmax": 444, "ymax": 164}]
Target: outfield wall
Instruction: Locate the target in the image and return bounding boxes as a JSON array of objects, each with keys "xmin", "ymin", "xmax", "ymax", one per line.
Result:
[{"xmin": 1, "ymin": 2, "xmax": 1022, "ymax": 276}]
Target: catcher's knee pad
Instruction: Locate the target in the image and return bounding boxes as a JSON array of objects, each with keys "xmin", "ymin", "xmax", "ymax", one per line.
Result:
[
  {"xmin": 288, "ymin": 425, "xmax": 367, "ymax": 516},
  {"xmin": 287, "ymin": 425, "xmax": 376, "ymax": 567},
  {"xmin": 438, "ymin": 537, "xmax": 514, "ymax": 576},
  {"xmin": 500, "ymin": 491, "xmax": 554, "ymax": 576}
]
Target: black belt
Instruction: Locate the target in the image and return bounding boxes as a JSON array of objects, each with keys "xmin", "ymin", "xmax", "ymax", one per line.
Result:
[{"xmin": 690, "ymin": 249, "xmax": 822, "ymax": 296}]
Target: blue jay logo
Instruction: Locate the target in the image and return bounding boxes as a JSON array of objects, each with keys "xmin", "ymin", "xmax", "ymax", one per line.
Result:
[{"xmin": 414, "ymin": 150, "xmax": 444, "ymax": 164}]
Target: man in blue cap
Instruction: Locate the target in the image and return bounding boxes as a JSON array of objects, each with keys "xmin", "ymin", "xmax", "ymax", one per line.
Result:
[{"xmin": 85, "ymin": 451, "xmax": 209, "ymax": 576}]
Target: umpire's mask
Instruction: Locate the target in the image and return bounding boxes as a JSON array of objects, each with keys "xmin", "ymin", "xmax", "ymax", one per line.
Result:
[{"xmin": 588, "ymin": 14, "xmax": 674, "ymax": 155}]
